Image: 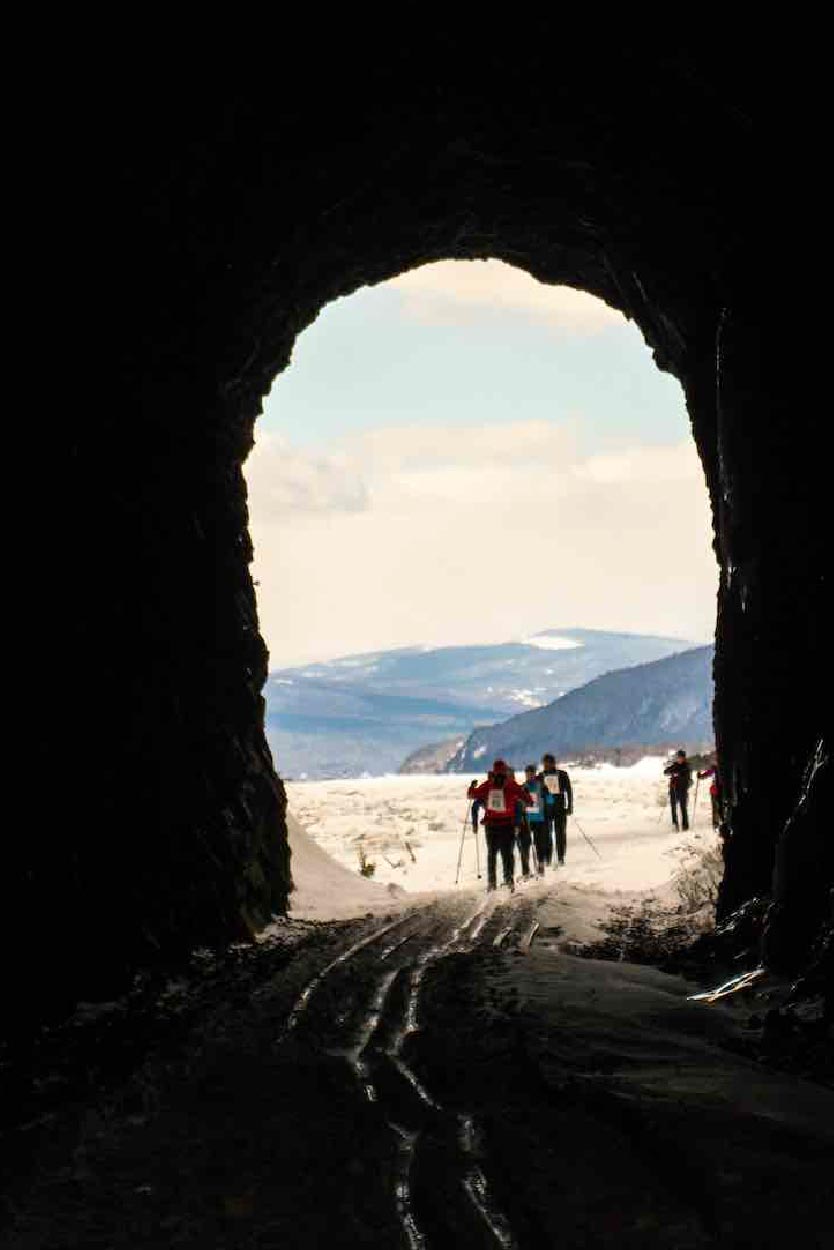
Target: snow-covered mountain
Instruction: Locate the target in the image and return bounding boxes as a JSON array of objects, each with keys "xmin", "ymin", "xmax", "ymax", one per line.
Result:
[
  {"xmin": 445, "ymin": 645, "xmax": 714, "ymax": 773},
  {"xmin": 265, "ymin": 629, "xmax": 696, "ymax": 778}
]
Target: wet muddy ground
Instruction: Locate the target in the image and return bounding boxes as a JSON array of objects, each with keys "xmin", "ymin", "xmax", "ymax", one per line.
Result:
[{"xmin": 3, "ymin": 885, "xmax": 833, "ymax": 1248}]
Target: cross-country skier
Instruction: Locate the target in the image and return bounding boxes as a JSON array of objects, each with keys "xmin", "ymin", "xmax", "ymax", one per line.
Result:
[
  {"xmin": 696, "ymin": 757, "xmax": 723, "ymax": 829},
  {"xmin": 470, "ymin": 781, "xmax": 484, "ymax": 833},
  {"xmin": 539, "ymin": 753, "xmax": 573, "ymax": 866},
  {"xmin": 523, "ymin": 763, "xmax": 548, "ymax": 876},
  {"xmin": 514, "ymin": 772, "xmax": 533, "ymax": 879},
  {"xmin": 468, "ymin": 760, "xmax": 532, "ymax": 891},
  {"xmin": 664, "ymin": 749, "xmax": 692, "ymax": 830}
]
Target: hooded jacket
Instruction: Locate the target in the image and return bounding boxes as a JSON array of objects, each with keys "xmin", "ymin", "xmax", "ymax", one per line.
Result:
[{"xmin": 468, "ymin": 771, "xmax": 532, "ymax": 824}]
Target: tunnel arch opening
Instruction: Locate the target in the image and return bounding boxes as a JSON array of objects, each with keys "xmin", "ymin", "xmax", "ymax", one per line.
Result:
[
  {"xmin": 245, "ymin": 258, "xmax": 718, "ymax": 831},
  {"xmin": 46, "ymin": 58, "xmax": 827, "ymax": 1023}
]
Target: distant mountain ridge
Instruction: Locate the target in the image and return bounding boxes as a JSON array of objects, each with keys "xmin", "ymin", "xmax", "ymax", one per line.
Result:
[
  {"xmin": 399, "ymin": 738, "xmax": 466, "ymax": 775},
  {"xmin": 446, "ymin": 645, "xmax": 715, "ymax": 773},
  {"xmin": 273, "ymin": 629, "xmax": 694, "ymax": 717},
  {"xmin": 265, "ymin": 628, "xmax": 699, "ymax": 778}
]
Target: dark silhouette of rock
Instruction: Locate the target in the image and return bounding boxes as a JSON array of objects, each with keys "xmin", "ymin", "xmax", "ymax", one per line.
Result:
[{"xmin": 33, "ymin": 30, "xmax": 826, "ymax": 1027}]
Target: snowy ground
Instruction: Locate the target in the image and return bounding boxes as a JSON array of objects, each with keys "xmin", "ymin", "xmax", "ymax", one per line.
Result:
[
  {"xmin": 16, "ymin": 769, "xmax": 832, "ymax": 1249},
  {"xmin": 283, "ymin": 810, "xmax": 407, "ymax": 921},
  {"xmin": 286, "ymin": 757, "xmax": 718, "ymax": 911}
]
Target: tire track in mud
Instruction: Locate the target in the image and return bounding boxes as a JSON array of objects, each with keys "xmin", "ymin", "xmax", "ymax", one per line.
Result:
[{"xmin": 279, "ymin": 886, "xmax": 541, "ymax": 1247}]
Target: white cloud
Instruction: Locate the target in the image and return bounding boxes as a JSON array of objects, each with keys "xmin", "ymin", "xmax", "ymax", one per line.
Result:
[
  {"xmin": 246, "ymin": 421, "xmax": 717, "ymax": 667},
  {"xmin": 575, "ymin": 444, "xmax": 700, "ymax": 485},
  {"xmin": 245, "ymin": 432, "xmax": 369, "ymax": 519},
  {"xmin": 389, "ymin": 260, "xmax": 623, "ymax": 335},
  {"xmin": 344, "ymin": 419, "xmax": 579, "ymax": 475}
]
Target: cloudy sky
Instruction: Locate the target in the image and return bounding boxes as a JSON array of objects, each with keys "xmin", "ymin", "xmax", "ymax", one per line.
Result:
[{"xmin": 246, "ymin": 261, "xmax": 717, "ymax": 669}]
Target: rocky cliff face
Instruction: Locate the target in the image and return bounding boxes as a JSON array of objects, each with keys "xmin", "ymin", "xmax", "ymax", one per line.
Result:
[{"xmin": 34, "ymin": 31, "xmax": 827, "ymax": 1022}]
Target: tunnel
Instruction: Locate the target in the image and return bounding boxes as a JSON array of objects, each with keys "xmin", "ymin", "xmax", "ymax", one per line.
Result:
[{"xmin": 41, "ymin": 33, "xmax": 828, "ymax": 1025}]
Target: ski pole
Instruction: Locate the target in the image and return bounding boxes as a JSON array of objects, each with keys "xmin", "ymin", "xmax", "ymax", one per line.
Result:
[
  {"xmin": 572, "ymin": 816, "xmax": 602, "ymax": 859},
  {"xmin": 473, "ymin": 816, "xmax": 481, "ymax": 879},
  {"xmin": 455, "ymin": 803, "xmax": 472, "ymax": 884}
]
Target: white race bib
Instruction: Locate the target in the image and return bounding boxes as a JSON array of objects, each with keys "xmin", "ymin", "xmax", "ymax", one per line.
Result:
[
  {"xmin": 544, "ymin": 774, "xmax": 561, "ymax": 795},
  {"xmin": 487, "ymin": 788, "xmax": 507, "ymax": 813}
]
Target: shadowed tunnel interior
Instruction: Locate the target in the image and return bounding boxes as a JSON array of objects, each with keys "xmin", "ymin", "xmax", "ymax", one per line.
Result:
[{"xmin": 41, "ymin": 35, "xmax": 828, "ymax": 1023}]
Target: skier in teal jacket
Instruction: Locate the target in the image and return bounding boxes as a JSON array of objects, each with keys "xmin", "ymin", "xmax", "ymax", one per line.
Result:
[{"xmin": 523, "ymin": 764, "xmax": 548, "ymax": 876}]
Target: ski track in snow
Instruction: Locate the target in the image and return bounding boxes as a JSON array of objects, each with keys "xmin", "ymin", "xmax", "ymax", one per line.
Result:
[
  {"xmin": 274, "ymin": 764, "xmax": 722, "ymax": 1244},
  {"xmin": 278, "ymin": 887, "xmax": 541, "ymax": 1247}
]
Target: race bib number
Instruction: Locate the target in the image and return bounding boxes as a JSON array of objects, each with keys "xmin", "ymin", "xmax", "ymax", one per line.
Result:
[
  {"xmin": 487, "ymin": 788, "xmax": 506, "ymax": 813},
  {"xmin": 544, "ymin": 774, "xmax": 561, "ymax": 795}
]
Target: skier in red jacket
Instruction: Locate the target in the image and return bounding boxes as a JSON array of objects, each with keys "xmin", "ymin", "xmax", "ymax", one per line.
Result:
[
  {"xmin": 696, "ymin": 757, "xmax": 723, "ymax": 829},
  {"xmin": 468, "ymin": 760, "xmax": 532, "ymax": 891}
]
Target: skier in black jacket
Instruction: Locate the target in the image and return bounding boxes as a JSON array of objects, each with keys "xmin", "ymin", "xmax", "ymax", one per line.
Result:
[
  {"xmin": 664, "ymin": 749, "xmax": 692, "ymax": 830},
  {"xmin": 539, "ymin": 753, "xmax": 573, "ymax": 866}
]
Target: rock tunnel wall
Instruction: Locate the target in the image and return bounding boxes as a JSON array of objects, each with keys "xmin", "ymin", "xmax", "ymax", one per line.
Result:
[{"xmin": 30, "ymin": 37, "xmax": 828, "ymax": 1024}]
